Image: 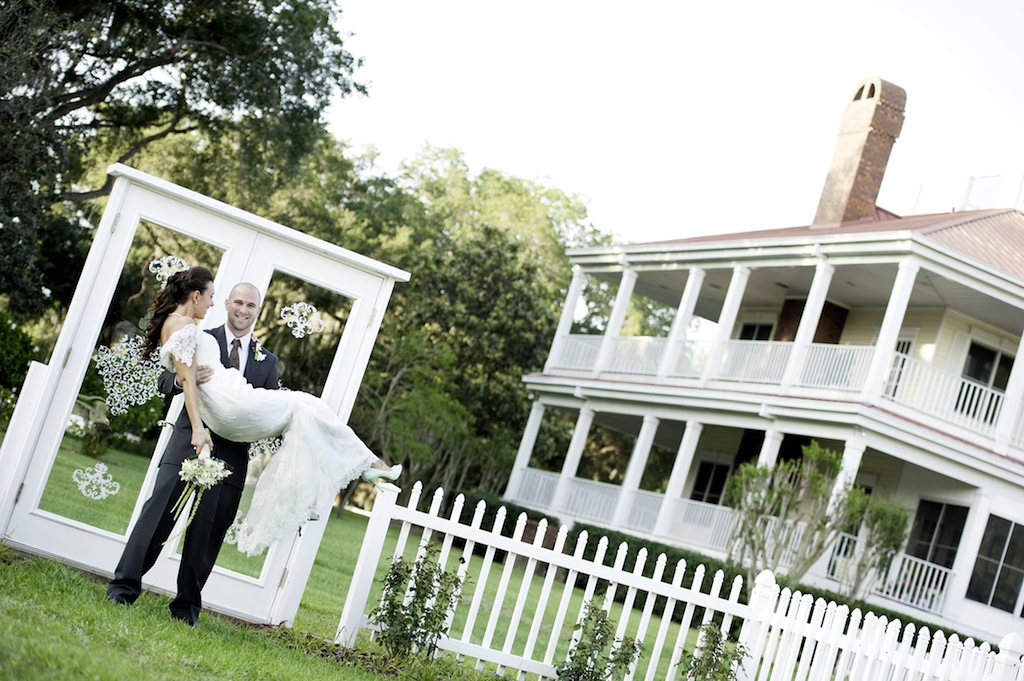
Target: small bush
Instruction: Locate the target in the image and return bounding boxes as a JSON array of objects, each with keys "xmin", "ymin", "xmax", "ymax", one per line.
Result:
[
  {"xmin": 0, "ymin": 309, "xmax": 34, "ymax": 391},
  {"xmin": 677, "ymin": 622, "xmax": 747, "ymax": 681},
  {"xmin": 370, "ymin": 544, "xmax": 467, "ymax": 658},
  {"xmin": 556, "ymin": 601, "xmax": 643, "ymax": 681}
]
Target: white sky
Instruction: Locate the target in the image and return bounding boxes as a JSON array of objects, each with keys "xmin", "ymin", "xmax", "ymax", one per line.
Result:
[{"xmin": 326, "ymin": 0, "xmax": 1024, "ymax": 244}]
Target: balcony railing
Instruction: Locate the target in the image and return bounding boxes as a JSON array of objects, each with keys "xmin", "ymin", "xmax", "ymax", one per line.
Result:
[
  {"xmin": 550, "ymin": 335, "xmax": 603, "ymax": 371},
  {"xmin": 607, "ymin": 337, "xmax": 667, "ymax": 375},
  {"xmin": 799, "ymin": 344, "xmax": 874, "ymax": 390},
  {"xmin": 546, "ymin": 336, "xmax": 1014, "ymax": 446},
  {"xmin": 714, "ymin": 340, "xmax": 792, "ymax": 384},
  {"xmin": 882, "ymin": 353, "xmax": 1004, "ymax": 436}
]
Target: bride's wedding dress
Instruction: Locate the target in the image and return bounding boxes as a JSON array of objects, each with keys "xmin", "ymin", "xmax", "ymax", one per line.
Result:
[{"xmin": 160, "ymin": 323, "xmax": 376, "ymax": 556}]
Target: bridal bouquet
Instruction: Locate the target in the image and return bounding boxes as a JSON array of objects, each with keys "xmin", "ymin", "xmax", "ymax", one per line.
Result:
[{"xmin": 168, "ymin": 444, "xmax": 231, "ymax": 538}]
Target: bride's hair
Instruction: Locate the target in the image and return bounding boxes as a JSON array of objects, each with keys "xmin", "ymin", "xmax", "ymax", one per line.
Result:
[{"xmin": 143, "ymin": 267, "xmax": 215, "ymax": 357}]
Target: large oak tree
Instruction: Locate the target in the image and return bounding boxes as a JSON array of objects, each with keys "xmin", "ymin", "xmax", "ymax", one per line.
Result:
[{"xmin": 1, "ymin": 0, "xmax": 363, "ymax": 314}]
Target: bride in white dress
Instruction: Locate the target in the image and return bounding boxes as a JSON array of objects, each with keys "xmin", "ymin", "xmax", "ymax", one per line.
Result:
[{"xmin": 144, "ymin": 266, "xmax": 400, "ymax": 556}]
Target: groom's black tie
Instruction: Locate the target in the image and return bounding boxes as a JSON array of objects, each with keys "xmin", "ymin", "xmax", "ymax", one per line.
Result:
[{"xmin": 229, "ymin": 338, "xmax": 241, "ymax": 370}]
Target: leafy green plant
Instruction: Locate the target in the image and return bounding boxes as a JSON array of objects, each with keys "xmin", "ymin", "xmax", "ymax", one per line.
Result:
[
  {"xmin": 0, "ymin": 308, "xmax": 34, "ymax": 390},
  {"xmin": 677, "ymin": 622, "xmax": 747, "ymax": 681},
  {"xmin": 556, "ymin": 601, "xmax": 643, "ymax": 681},
  {"xmin": 370, "ymin": 544, "xmax": 467, "ymax": 659}
]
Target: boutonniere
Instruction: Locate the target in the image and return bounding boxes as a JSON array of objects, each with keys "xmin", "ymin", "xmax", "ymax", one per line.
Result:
[{"xmin": 252, "ymin": 338, "xmax": 267, "ymax": 362}]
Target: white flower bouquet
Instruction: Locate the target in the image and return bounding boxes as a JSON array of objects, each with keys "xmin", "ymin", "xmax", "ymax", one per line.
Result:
[{"xmin": 168, "ymin": 444, "xmax": 231, "ymax": 536}]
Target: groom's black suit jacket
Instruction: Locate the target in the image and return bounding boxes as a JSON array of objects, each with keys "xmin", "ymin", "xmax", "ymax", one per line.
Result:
[{"xmin": 158, "ymin": 325, "xmax": 280, "ymax": 489}]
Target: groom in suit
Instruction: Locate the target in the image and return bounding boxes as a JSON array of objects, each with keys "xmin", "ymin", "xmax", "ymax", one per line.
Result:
[{"xmin": 107, "ymin": 282, "xmax": 280, "ymax": 627}]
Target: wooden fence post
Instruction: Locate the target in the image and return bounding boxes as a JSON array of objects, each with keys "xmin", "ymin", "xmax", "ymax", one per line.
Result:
[
  {"xmin": 992, "ymin": 632, "xmax": 1024, "ymax": 681},
  {"xmin": 334, "ymin": 483, "xmax": 400, "ymax": 647},
  {"xmin": 735, "ymin": 570, "xmax": 779, "ymax": 681}
]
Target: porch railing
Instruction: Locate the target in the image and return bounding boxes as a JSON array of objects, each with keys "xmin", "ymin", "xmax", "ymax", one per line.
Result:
[
  {"xmin": 511, "ymin": 468, "xmax": 560, "ymax": 510},
  {"xmin": 876, "ymin": 551, "xmax": 954, "ymax": 614},
  {"xmin": 658, "ymin": 497, "xmax": 738, "ymax": 553},
  {"xmin": 825, "ymin": 533, "xmax": 953, "ymax": 615},
  {"xmin": 623, "ymin": 489, "xmax": 662, "ymax": 532},
  {"xmin": 563, "ymin": 477, "xmax": 619, "ymax": 523}
]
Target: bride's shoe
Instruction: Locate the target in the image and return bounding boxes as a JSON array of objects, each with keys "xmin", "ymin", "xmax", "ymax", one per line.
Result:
[{"xmin": 361, "ymin": 464, "xmax": 402, "ymax": 491}]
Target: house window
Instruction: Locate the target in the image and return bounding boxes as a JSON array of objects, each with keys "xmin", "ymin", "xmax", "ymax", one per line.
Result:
[
  {"xmin": 966, "ymin": 515, "xmax": 1024, "ymax": 613},
  {"xmin": 906, "ymin": 500, "xmax": 968, "ymax": 568},
  {"xmin": 739, "ymin": 323, "xmax": 773, "ymax": 341},
  {"xmin": 957, "ymin": 342, "xmax": 1013, "ymax": 423},
  {"xmin": 690, "ymin": 461, "xmax": 730, "ymax": 505}
]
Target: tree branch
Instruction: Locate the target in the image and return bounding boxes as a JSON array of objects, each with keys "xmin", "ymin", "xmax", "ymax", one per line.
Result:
[{"xmin": 55, "ymin": 118, "xmax": 194, "ymax": 202}]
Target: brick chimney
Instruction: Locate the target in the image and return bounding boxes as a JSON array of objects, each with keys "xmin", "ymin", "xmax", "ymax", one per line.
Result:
[{"xmin": 813, "ymin": 77, "xmax": 906, "ymax": 225}]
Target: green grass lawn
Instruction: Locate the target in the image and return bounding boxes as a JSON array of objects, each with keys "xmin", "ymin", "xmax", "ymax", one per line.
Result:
[{"xmin": 3, "ymin": 436, "xmax": 706, "ymax": 680}]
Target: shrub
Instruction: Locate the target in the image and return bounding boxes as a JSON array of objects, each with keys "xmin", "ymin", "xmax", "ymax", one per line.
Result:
[
  {"xmin": 0, "ymin": 309, "xmax": 34, "ymax": 391},
  {"xmin": 370, "ymin": 544, "xmax": 467, "ymax": 658},
  {"xmin": 556, "ymin": 601, "xmax": 643, "ymax": 681},
  {"xmin": 677, "ymin": 622, "xmax": 747, "ymax": 681}
]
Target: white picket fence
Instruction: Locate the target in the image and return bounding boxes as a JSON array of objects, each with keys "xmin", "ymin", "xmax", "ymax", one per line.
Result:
[{"xmin": 335, "ymin": 483, "xmax": 1024, "ymax": 680}]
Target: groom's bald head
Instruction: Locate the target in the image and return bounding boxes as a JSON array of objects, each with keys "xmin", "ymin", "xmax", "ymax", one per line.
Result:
[{"xmin": 225, "ymin": 282, "xmax": 262, "ymax": 336}]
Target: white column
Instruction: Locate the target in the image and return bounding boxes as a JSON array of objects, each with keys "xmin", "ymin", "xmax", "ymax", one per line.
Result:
[
  {"xmin": 657, "ymin": 267, "xmax": 706, "ymax": 378},
  {"xmin": 994, "ymin": 330, "xmax": 1024, "ymax": 453},
  {"xmin": 611, "ymin": 415, "xmax": 660, "ymax": 526},
  {"xmin": 828, "ymin": 433, "xmax": 866, "ymax": 513},
  {"xmin": 780, "ymin": 260, "xmax": 835, "ymax": 389},
  {"xmin": 552, "ymin": 407, "xmax": 595, "ymax": 513},
  {"xmin": 593, "ymin": 268, "xmax": 638, "ymax": 375},
  {"xmin": 545, "ymin": 266, "xmax": 588, "ymax": 372},
  {"xmin": 860, "ymin": 260, "xmax": 919, "ymax": 403},
  {"xmin": 701, "ymin": 265, "xmax": 751, "ymax": 384},
  {"xmin": 942, "ymin": 494, "xmax": 991, "ymax": 622},
  {"xmin": 503, "ymin": 402, "xmax": 546, "ymax": 499},
  {"xmin": 757, "ymin": 429, "xmax": 784, "ymax": 468},
  {"xmin": 653, "ymin": 421, "xmax": 703, "ymax": 536}
]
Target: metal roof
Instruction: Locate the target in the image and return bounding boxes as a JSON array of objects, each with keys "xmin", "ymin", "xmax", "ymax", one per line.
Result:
[{"xmin": 626, "ymin": 208, "xmax": 1024, "ymax": 280}]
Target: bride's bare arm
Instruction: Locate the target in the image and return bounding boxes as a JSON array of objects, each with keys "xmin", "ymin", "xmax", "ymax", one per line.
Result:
[{"xmin": 163, "ymin": 319, "xmax": 213, "ymax": 454}]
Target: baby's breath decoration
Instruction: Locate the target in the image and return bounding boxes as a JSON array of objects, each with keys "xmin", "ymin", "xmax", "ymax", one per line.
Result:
[
  {"xmin": 148, "ymin": 255, "xmax": 189, "ymax": 288},
  {"xmin": 247, "ymin": 435, "xmax": 282, "ymax": 461},
  {"xmin": 71, "ymin": 462, "xmax": 121, "ymax": 500},
  {"xmin": 165, "ymin": 445, "xmax": 231, "ymax": 542},
  {"xmin": 224, "ymin": 510, "xmax": 245, "ymax": 545},
  {"xmin": 92, "ymin": 335, "xmax": 160, "ymax": 415},
  {"xmin": 251, "ymin": 337, "xmax": 267, "ymax": 362},
  {"xmin": 280, "ymin": 301, "xmax": 326, "ymax": 339}
]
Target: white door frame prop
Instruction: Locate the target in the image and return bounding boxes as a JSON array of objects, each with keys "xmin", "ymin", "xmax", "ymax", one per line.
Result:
[{"xmin": 0, "ymin": 164, "xmax": 409, "ymax": 624}]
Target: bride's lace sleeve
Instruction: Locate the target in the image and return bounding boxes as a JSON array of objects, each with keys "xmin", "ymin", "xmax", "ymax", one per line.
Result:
[{"xmin": 160, "ymin": 323, "xmax": 199, "ymax": 370}]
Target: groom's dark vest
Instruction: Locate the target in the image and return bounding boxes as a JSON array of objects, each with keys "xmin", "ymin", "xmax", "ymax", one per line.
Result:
[{"xmin": 159, "ymin": 325, "xmax": 280, "ymax": 489}]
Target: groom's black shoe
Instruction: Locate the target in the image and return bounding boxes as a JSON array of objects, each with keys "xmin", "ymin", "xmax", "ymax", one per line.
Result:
[
  {"xmin": 171, "ymin": 611, "xmax": 199, "ymax": 628},
  {"xmin": 108, "ymin": 594, "xmax": 132, "ymax": 605}
]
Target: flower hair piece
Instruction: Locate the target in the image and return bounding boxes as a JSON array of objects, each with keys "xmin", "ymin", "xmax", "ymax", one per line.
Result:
[
  {"xmin": 148, "ymin": 255, "xmax": 189, "ymax": 288},
  {"xmin": 280, "ymin": 301, "xmax": 326, "ymax": 339}
]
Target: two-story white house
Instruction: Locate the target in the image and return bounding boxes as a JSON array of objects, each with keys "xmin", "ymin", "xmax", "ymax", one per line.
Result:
[{"xmin": 503, "ymin": 77, "xmax": 1024, "ymax": 643}]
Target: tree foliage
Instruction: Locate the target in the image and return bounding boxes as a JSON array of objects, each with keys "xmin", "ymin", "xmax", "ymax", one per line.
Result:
[
  {"xmin": 1, "ymin": 0, "xmax": 363, "ymax": 315},
  {"xmin": 725, "ymin": 441, "xmax": 870, "ymax": 585},
  {"xmin": 837, "ymin": 497, "xmax": 910, "ymax": 600}
]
